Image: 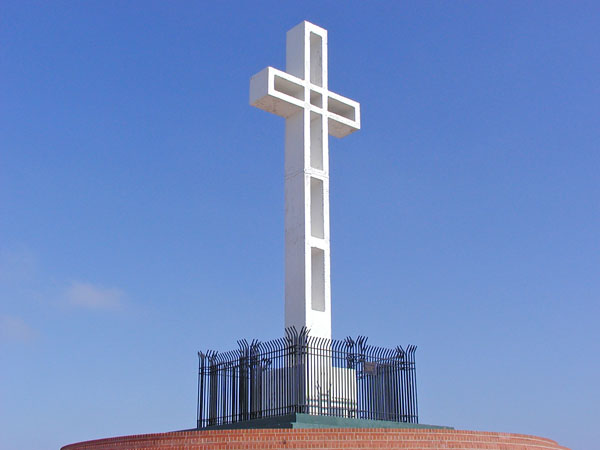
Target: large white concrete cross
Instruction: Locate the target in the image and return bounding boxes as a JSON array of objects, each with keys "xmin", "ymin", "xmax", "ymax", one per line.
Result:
[{"xmin": 250, "ymin": 21, "xmax": 360, "ymax": 340}]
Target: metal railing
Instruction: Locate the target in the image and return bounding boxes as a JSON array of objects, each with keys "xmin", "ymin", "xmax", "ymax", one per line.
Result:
[{"xmin": 196, "ymin": 327, "xmax": 417, "ymax": 428}]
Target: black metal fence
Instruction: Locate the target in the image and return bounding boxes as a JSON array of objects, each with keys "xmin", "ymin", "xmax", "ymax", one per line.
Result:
[{"xmin": 197, "ymin": 328, "xmax": 417, "ymax": 428}]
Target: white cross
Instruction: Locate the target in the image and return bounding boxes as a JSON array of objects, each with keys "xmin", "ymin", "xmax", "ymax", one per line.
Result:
[{"xmin": 250, "ymin": 21, "xmax": 360, "ymax": 340}]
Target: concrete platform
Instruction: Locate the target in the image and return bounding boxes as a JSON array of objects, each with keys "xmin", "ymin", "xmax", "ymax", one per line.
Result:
[{"xmin": 200, "ymin": 413, "xmax": 451, "ymax": 430}]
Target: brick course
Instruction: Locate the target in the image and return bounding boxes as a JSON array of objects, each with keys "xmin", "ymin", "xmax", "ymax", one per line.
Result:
[{"xmin": 62, "ymin": 428, "xmax": 570, "ymax": 450}]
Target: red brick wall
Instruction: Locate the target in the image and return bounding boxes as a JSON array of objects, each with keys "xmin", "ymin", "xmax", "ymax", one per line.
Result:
[{"xmin": 62, "ymin": 428, "xmax": 570, "ymax": 450}]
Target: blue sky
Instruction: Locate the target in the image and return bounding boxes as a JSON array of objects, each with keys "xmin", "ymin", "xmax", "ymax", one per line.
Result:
[{"xmin": 1, "ymin": 2, "xmax": 598, "ymax": 449}]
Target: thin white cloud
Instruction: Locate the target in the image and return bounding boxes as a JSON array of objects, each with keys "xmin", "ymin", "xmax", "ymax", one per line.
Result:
[
  {"xmin": 0, "ymin": 315, "xmax": 36, "ymax": 342},
  {"xmin": 65, "ymin": 281, "xmax": 124, "ymax": 310}
]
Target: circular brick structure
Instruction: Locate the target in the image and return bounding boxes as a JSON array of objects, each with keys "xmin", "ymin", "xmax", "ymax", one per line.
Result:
[{"xmin": 62, "ymin": 428, "xmax": 570, "ymax": 450}]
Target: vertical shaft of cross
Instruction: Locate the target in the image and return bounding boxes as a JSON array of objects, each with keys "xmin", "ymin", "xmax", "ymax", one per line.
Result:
[
  {"xmin": 284, "ymin": 22, "xmax": 331, "ymax": 339},
  {"xmin": 250, "ymin": 21, "xmax": 360, "ymax": 341}
]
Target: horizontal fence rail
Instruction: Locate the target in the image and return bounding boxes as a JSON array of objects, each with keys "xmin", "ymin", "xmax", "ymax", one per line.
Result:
[{"xmin": 197, "ymin": 328, "xmax": 418, "ymax": 428}]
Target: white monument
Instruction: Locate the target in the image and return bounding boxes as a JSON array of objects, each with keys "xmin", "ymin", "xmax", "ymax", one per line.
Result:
[{"xmin": 250, "ymin": 21, "xmax": 360, "ymax": 340}]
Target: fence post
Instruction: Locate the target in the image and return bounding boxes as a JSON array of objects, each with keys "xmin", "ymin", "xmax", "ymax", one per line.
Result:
[{"xmin": 197, "ymin": 352, "xmax": 204, "ymax": 429}]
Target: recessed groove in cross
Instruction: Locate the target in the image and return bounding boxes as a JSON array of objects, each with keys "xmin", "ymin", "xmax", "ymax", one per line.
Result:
[
  {"xmin": 328, "ymin": 95, "xmax": 356, "ymax": 121},
  {"xmin": 250, "ymin": 21, "xmax": 360, "ymax": 339},
  {"xmin": 310, "ymin": 90, "xmax": 323, "ymax": 108},
  {"xmin": 274, "ymin": 75, "xmax": 304, "ymax": 101},
  {"xmin": 310, "ymin": 177, "xmax": 324, "ymax": 239},
  {"xmin": 310, "ymin": 112, "xmax": 323, "ymax": 170},
  {"xmin": 310, "ymin": 32, "xmax": 323, "ymax": 87},
  {"xmin": 311, "ymin": 247, "xmax": 325, "ymax": 312}
]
